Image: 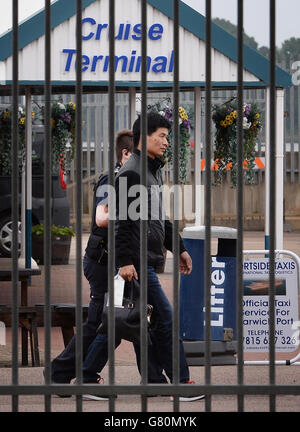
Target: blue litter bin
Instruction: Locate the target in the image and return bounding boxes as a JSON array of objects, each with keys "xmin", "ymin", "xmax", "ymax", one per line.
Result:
[{"xmin": 180, "ymin": 226, "xmax": 237, "ymax": 342}]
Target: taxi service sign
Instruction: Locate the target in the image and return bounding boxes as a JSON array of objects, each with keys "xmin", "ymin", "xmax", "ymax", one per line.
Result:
[{"xmin": 243, "ymin": 257, "xmax": 299, "ymax": 352}]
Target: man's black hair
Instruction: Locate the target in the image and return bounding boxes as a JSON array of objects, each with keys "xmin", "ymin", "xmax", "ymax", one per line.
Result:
[{"xmin": 132, "ymin": 112, "xmax": 171, "ymax": 148}]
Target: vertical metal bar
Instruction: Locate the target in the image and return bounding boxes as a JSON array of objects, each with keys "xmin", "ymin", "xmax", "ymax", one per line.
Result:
[
  {"xmin": 25, "ymin": 88, "xmax": 32, "ymax": 271},
  {"xmin": 172, "ymin": 0, "xmax": 180, "ymax": 413},
  {"xmin": 108, "ymin": 0, "xmax": 116, "ymax": 412},
  {"xmin": 103, "ymin": 102, "xmax": 109, "ymax": 172},
  {"xmin": 236, "ymin": 0, "xmax": 244, "ymax": 412},
  {"xmin": 290, "ymin": 68, "xmax": 295, "ymax": 183},
  {"xmin": 276, "ymin": 89, "xmax": 284, "ymax": 250},
  {"xmin": 95, "ymin": 106, "xmax": 100, "ymax": 174},
  {"xmin": 298, "ymin": 86, "xmax": 300, "ymax": 184},
  {"xmin": 194, "ymin": 87, "xmax": 203, "ymax": 226},
  {"xmin": 204, "ymin": 0, "xmax": 212, "ymax": 412},
  {"xmin": 265, "ymin": 88, "xmax": 270, "ymax": 249},
  {"xmin": 258, "ymin": 136, "xmax": 263, "ymax": 184},
  {"xmin": 75, "ymin": 0, "xmax": 83, "ymax": 412},
  {"xmin": 11, "ymin": 0, "xmax": 19, "ymax": 413},
  {"xmin": 87, "ymin": 108, "xmax": 92, "ymax": 216},
  {"xmin": 140, "ymin": 0, "xmax": 148, "ymax": 412},
  {"xmin": 44, "ymin": 0, "xmax": 52, "ymax": 412},
  {"xmin": 269, "ymin": 0, "xmax": 276, "ymax": 412},
  {"xmin": 21, "ymin": 158, "xmax": 26, "ymax": 260},
  {"xmin": 283, "ymin": 103, "xmax": 286, "ymax": 184},
  {"xmin": 129, "ymin": 87, "xmax": 136, "ymax": 128}
]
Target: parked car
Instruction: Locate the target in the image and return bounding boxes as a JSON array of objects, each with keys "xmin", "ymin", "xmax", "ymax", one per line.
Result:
[{"xmin": 0, "ymin": 125, "xmax": 70, "ymax": 257}]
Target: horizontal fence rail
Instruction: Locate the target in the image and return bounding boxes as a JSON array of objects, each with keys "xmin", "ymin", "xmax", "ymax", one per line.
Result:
[
  {"xmin": 1, "ymin": 0, "xmax": 300, "ymax": 415},
  {"xmin": 0, "ymin": 384, "xmax": 300, "ymax": 396}
]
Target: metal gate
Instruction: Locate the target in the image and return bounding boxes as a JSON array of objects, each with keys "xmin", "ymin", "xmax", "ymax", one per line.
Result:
[{"xmin": 1, "ymin": 0, "xmax": 300, "ymax": 414}]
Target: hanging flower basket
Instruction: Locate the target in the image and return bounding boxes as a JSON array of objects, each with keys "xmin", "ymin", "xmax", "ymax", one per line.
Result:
[
  {"xmin": 49, "ymin": 100, "xmax": 76, "ymax": 172},
  {"xmin": 0, "ymin": 107, "xmax": 28, "ymax": 175},
  {"xmin": 148, "ymin": 100, "xmax": 192, "ymax": 184},
  {"xmin": 212, "ymin": 101, "xmax": 262, "ymax": 187},
  {"xmin": 0, "ymin": 100, "xmax": 77, "ymax": 176}
]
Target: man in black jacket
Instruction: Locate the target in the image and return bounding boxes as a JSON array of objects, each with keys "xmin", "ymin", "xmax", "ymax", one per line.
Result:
[
  {"xmin": 50, "ymin": 130, "xmax": 166, "ymax": 399},
  {"xmin": 115, "ymin": 112, "xmax": 204, "ymax": 402}
]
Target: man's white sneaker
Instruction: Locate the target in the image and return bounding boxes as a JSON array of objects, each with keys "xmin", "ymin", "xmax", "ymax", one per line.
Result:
[
  {"xmin": 170, "ymin": 380, "xmax": 205, "ymax": 402},
  {"xmin": 82, "ymin": 394, "xmax": 109, "ymax": 401},
  {"xmin": 82, "ymin": 377, "xmax": 116, "ymax": 401}
]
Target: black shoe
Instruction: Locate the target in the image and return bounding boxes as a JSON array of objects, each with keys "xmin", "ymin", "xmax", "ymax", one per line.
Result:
[{"xmin": 43, "ymin": 369, "xmax": 71, "ymax": 398}]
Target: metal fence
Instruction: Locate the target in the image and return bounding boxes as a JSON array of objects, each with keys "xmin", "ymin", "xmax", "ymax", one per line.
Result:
[
  {"xmin": 61, "ymin": 85, "xmax": 299, "ymax": 219},
  {"xmin": 1, "ymin": 86, "xmax": 299, "ymax": 219},
  {"xmin": 2, "ymin": 0, "xmax": 300, "ymax": 414}
]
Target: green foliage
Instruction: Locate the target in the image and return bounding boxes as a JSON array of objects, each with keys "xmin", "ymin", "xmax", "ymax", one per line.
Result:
[
  {"xmin": 212, "ymin": 101, "xmax": 262, "ymax": 187},
  {"xmin": 214, "ymin": 18, "xmax": 300, "ymax": 70},
  {"xmin": 32, "ymin": 224, "xmax": 75, "ymax": 237},
  {"xmin": 0, "ymin": 100, "xmax": 77, "ymax": 176},
  {"xmin": 0, "ymin": 107, "xmax": 28, "ymax": 175},
  {"xmin": 147, "ymin": 99, "xmax": 192, "ymax": 184},
  {"xmin": 276, "ymin": 37, "xmax": 300, "ymax": 70},
  {"xmin": 213, "ymin": 18, "xmax": 258, "ymax": 50},
  {"xmin": 49, "ymin": 100, "xmax": 76, "ymax": 172},
  {"xmin": 257, "ymin": 46, "xmax": 270, "ymax": 58},
  {"xmin": 281, "ymin": 37, "xmax": 300, "ymax": 61}
]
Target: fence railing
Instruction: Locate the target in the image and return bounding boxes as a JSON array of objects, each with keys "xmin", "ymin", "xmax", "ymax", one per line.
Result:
[{"xmin": 2, "ymin": 0, "xmax": 300, "ymax": 414}]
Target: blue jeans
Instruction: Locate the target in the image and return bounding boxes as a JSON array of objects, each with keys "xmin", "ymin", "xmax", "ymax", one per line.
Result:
[
  {"xmin": 81, "ymin": 264, "xmax": 168, "ymax": 383},
  {"xmin": 82, "ymin": 332, "xmax": 167, "ymax": 383},
  {"xmin": 82, "ymin": 266, "xmax": 189, "ymax": 383},
  {"xmin": 52, "ymin": 255, "xmax": 166, "ymax": 384},
  {"xmin": 146, "ymin": 267, "xmax": 190, "ymax": 383}
]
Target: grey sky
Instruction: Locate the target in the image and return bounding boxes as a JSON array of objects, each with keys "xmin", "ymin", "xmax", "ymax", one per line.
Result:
[
  {"xmin": 1, "ymin": 0, "xmax": 300, "ymax": 48},
  {"xmin": 183, "ymin": 0, "xmax": 300, "ymax": 48},
  {"xmin": 1, "ymin": 0, "xmax": 55, "ymax": 35}
]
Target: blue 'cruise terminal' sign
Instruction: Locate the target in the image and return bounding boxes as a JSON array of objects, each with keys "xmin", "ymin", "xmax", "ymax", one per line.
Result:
[{"xmin": 62, "ymin": 19, "xmax": 174, "ymax": 74}]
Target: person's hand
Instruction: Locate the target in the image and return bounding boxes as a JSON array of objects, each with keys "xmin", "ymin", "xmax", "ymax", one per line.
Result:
[
  {"xmin": 95, "ymin": 204, "xmax": 109, "ymax": 227},
  {"xmin": 179, "ymin": 251, "xmax": 192, "ymax": 275},
  {"xmin": 119, "ymin": 265, "xmax": 138, "ymax": 281}
]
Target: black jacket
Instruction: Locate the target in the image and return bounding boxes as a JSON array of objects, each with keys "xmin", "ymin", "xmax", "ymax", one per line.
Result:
[
  {"xmin": 115, "ymin": 149, "xmax": 186, "ymax": 269},
  {"xmin": 85, "ymin": 163, "xmax": 121, "ymax": 262}
]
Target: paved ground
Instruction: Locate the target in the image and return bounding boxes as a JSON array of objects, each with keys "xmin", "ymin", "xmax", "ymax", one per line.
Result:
[
  {"xmin": 0, "ymin": 230, "xmax": 300, "ymax": 412},
  {"xmin": 0, "ymin": 365, "xmax": 300, "ymax": 412}
]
